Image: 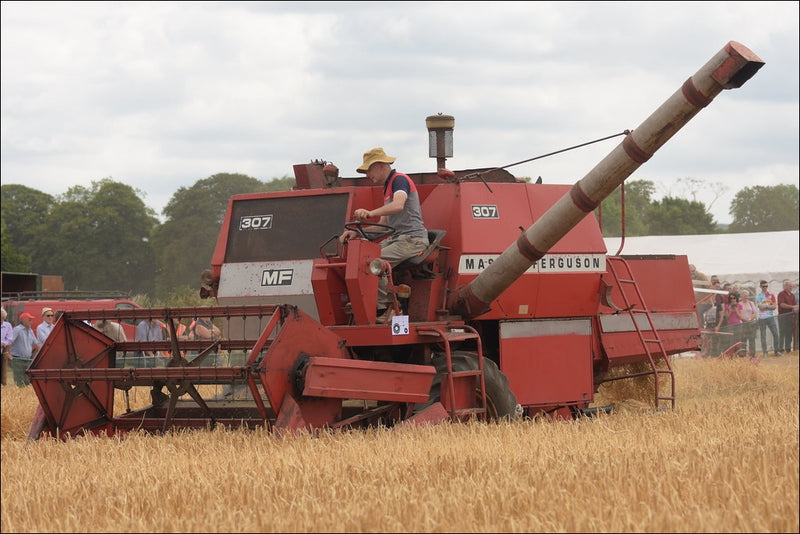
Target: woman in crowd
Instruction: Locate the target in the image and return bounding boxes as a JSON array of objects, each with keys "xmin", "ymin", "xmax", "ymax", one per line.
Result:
[
  {"xmin": 716, "ymin": 292, "xmax": 743, "ymax": 354},
  {"xmin": 738, "ymin": 289, "xmax": 759, "ymax": 357}
]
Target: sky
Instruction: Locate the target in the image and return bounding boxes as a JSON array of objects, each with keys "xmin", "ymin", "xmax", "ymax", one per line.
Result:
[{"xmin": 1, "ymin": 1, "xmax": 798, "ymax": 225}]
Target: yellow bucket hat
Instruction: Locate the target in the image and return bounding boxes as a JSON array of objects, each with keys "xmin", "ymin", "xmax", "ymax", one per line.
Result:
[{"xmin": 357, "ymin": 147, "xmax": 396, "ymax": 174}]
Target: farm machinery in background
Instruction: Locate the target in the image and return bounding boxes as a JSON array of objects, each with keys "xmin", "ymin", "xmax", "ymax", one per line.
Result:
[{"xmin": 27, "ymin": 41, "xmax": 764, "ymax": 440}]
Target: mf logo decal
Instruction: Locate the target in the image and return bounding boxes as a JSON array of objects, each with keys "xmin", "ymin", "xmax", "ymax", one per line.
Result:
[
  {"xmin": 471, "ymin": 205, "xmax": 499, "ymax": 219},
  {"xmin": 261, "ymin": 269, "xmax": 293, "ymax": 286},
  {"xmin": 239, "ymin": 214, "xmax": 273, "ymax": 230}
]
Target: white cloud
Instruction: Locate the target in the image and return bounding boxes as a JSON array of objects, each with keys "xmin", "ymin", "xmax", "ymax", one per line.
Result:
[{"xmin": 2, "ymin": 1, "xmax": 798, "ymax": 224}]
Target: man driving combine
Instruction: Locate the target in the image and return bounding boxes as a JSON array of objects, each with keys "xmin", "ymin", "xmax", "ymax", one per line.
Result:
[{"xmin": 339, "ymin": 147, "xmax": 429, "ymax": 323}]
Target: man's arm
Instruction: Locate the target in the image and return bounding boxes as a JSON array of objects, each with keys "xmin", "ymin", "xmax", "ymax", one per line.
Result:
[
  {"xmin": 341, "ymin": 191, "xmax": 408, "ymax": 242},
  {"xmin": 354, "ymin": 190, "xmax": 407, "ymax": 221}
]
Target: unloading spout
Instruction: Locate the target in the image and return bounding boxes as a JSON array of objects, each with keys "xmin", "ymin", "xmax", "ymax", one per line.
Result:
[{"xmin": 448, "ymin": 41, "xmax": 764, "ymax": 319}]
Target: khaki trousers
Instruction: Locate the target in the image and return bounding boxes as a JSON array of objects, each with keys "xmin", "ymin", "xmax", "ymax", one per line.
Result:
[{"xmin": 378, "ymin": 235, "xmax": 429, "ymax": 308}]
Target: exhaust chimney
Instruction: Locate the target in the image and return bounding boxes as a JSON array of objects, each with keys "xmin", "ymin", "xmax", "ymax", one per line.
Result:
[{"xmin": 426, "ymin": 113, "xmax": 455, "ymax": 170}]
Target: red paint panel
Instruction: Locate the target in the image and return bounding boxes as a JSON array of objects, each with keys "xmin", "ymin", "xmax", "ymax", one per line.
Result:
[
  {"xmin": 617, "ymin": 256, "xmax": 695, "ymax": 312},
  {"xmin": 303, "ymin": 356, "xmax": 435, "ymax": 403},
  {"xmin": 500, "ymin": 324, "xmax": 593, "ymax": 408}
]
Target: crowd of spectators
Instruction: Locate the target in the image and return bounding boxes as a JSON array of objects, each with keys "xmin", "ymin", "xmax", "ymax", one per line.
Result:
[{"xmin": 691, "ymin": 265, "xmax": 799, "ymax": 358}]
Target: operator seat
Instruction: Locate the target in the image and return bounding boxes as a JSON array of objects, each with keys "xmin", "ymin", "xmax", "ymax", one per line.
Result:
[{"xmin": 393, "ymin": 229, "xmax": 447, "ymax": 277}]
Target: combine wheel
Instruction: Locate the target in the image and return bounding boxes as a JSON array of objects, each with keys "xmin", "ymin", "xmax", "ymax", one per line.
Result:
[{"xmin": 424, "ymin": 351, "xmax": 519, "ymax": 421}]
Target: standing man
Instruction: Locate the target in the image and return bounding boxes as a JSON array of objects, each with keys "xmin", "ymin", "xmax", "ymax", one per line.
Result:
[
  {"xmin": 94, "ymin": 319, "xmax": 128, "ymax": 342},
  {"xmin": 777, "ymin": 280, "xmax": 798, "ymax": 354},
  {"xmin": 94, "ymin": 319, "xmax": 129, "ymax": 367},
  {"xmin": 339, "ymin": 148, "xmax": 429, "ymax": 323},
  {"xmin": 135, "ymin": 318, "xmax": 166, "ymax": 368},
  {"xmin": 1, "ymin": 308, "xmax": 13, "ymax": 386},
  {"xmin": 36, "ymin": 307, "xmax": 56, "ymax": 346},
  {"xmin": 10, "ymin": 312, "xmax": 40, "ymax": 386},
  {"xmin": 755, "ymin": 280, "xmax": 780, "ymax": 357}
]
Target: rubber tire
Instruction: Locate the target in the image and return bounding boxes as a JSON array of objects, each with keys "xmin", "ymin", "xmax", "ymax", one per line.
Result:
[{"xmin": 423, "ymin": 351, "xmax": 519, "ymax": 421}]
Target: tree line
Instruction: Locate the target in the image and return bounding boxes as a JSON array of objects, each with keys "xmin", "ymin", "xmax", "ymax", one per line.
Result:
[
  {"xmin": 596, "ymin": 179, "xmax": 798, "ymax": 237},
  {"xmin": 1, "ymin": 174, "xmax": 797, "ymax": 299}
]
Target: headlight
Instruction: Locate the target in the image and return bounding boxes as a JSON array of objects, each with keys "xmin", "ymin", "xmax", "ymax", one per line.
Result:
[{"xmin": 369, "ymin": 258, "xmax": 388, "ymax": 276}]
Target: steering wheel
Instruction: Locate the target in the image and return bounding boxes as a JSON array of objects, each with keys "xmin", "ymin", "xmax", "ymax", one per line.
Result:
[{"xmin": 344, "ymin": 221, "xmax": 395, "ymax": 242}]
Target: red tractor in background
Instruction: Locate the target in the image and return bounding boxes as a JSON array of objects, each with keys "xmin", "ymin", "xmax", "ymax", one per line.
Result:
[{"xmin": 27, "ymin": 41, "xmax": 764, "ymax": 440}]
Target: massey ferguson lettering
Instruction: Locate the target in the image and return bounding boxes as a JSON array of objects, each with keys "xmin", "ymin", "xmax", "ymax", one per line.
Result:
[
  {"xmin": 465, "ymin": 257, "xmax": 494, "ymax": 270},
  {"xmin": 536, "ymin": 256, "xmax": 602, "ymax": 270},
  {"xmin": 240, "ymin": 214, "xmax": 273, "ymax": 230},
  {"xmin": 261, "ymin": 269, "xmax": 293, "ymax": 286},
  {"xmin": 459, "ymin": 254, "xmax": 606, "ymax": 274}
]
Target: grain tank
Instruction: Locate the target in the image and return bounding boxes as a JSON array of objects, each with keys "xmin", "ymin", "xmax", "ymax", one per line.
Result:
[{"xmin": 27, "ymin": 41, "xmax": 763, "ymax": 439}]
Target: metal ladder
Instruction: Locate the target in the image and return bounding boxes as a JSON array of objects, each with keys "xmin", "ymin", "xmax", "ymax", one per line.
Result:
[
  {"xmin": 416, "ymin": 324, "xmax": 487, "ymax": 421},
  {"xmin": 606, "ymin": 257, "xmax": 675, "ymax": 410}
]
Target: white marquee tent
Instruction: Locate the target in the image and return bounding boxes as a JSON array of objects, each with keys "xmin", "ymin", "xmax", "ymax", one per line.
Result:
[{"xmin": 604, "ymin": 230, "xmax": 799, "ymax": 294}]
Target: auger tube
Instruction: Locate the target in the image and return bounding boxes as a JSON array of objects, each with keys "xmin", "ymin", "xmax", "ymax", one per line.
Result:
[{"xmin": 448, "ymin": 41, "xmax": 764, "ymax": 319}]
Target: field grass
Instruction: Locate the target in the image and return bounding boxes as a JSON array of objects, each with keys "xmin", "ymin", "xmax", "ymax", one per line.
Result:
[{"xmin": 1, "ymin": 353, "xmax": 798, "ymax": 533}]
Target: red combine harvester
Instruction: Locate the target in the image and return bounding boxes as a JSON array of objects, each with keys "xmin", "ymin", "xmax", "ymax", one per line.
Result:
[{"xmin": 27, "ymin": 42, "xmax": 764, "ymax": 440}]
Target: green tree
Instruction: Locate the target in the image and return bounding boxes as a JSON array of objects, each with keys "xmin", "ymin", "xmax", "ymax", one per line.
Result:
[
  {"xmin": 647, "ymin": 196, "xmax": 717, "ymax": 235},
  {"xmin": 150, "ymin": 173, "xmax": 269, "ymax": 297},
  {"xmin": 0, "ymin": 217, "xmax": 31, "ymax": 272},
  {"xmin": 596, "ymin": 180, "xmax": 655, "ymax": 237},
  {"xmin": 37, "ymin": 179, "xmax": 159, "ymax": 293},
  {"xmin": 0, "ymin": 184, "xmax": 54, "ymax": 270},
  {"xmin": 728, "ymin": 184, "xmax": 799, "ymax": 232}
]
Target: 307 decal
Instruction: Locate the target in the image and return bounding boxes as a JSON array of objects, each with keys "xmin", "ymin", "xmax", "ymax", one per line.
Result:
[
  {"xmin": 471, "ymin": 205, "xmax": 499, "ymax": 219},
  {"xmin": 239, "ymin": 214, "xmax": 273, "ymax": 230}
]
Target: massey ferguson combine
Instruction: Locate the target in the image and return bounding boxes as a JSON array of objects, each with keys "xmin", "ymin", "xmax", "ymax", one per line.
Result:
[{"xmin": 27, "ymin": 41, "xmax": 763, "ymax": 440}]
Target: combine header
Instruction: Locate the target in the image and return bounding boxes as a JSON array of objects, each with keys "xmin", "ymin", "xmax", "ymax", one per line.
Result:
[{"xmin": 27, "ymin": 41, "xmax": 764, "ymax": 440}]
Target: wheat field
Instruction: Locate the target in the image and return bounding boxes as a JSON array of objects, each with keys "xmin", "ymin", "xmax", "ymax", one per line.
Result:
[{"xmin": 1, "ymin": 353, "xmax": 798, "ymax": 533}]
